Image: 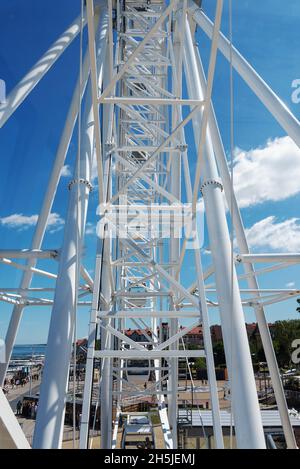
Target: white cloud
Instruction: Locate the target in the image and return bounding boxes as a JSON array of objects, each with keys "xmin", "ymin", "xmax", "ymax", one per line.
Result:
[
  {"xmin": 0, "ymin": 212, "xmax": 64, "ymax": 233},
  {"xmin": 46, "ymin": 213, "xmax": 65, "ymax": 234},
  {"xmin": 61, "ymin": 165, "xmax": 72, "ymax": 177},
  {"xmin": 286, "ymin": 282, "xmax": 295, "ymax": 288},
  {"xmin": 245, "ymin": 216, "xmax": 300, "ymax": 252},
  {"xmin": 91, "ymin": 157, "xmax": 99, "ymax": 185},
  {"xmin": 85, "ymin": 222, "xmax": 95, "ymax": 235},
  {"xmin": 233, "ymin": 136, "xmax": 300, "ymax": 208},
  {"xmin": 0, "ymin": 213, "xmax": 38, "ymax": 229}
]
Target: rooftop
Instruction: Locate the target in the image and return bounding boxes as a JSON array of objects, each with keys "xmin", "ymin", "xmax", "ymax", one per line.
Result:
[{"xmin": 178, "ymin": 410, "xmax": 300, "ymax": 428}]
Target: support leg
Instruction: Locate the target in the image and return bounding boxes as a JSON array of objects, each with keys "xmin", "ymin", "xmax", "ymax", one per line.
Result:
[{"xmin": 183, "ymin": 18, "xmax": 265, "ymax": 449}]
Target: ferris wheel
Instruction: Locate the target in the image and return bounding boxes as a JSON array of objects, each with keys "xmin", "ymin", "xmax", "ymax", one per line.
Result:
[{"xmin": 0, "ymin": 0, "xmax": 299, "ymax": 450}]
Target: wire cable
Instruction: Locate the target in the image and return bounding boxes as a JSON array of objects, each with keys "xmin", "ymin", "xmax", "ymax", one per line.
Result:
[
  {"xmin": 229, "ymin": 0, "xmax": 235, "ymax": 449},
  {"xmin": 180, "ymin": 336, "xmax": 208, "ymax": 447}
]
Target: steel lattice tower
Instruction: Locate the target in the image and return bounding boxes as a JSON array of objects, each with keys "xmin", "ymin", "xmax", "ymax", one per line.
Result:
[{"xmin": 0, "ymin": 0, "xmax": 299, "ymax": 450}]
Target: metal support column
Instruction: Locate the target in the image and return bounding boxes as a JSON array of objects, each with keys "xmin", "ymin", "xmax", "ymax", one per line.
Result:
[{"xmin": 183, "ymin": 17, "xmax": 266, "ymax": 449}]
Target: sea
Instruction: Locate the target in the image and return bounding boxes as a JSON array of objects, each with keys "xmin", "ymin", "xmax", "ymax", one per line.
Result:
[{"xmin": 11, "ymin": 344, "xmax": 46, "ymax": 360}]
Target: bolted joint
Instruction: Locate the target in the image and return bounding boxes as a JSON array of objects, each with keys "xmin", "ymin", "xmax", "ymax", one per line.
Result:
[
  {"xmin": 105, "ymin": 142, "xmax": 114, "ymax": 154},
  {"xmin": 200, "ymin": 178, "xmax": 223, "ymax": 195},
  {"xmin": 50, "ymin": 249, "xmax": 60, "ymax": 260},
  {"xmin": 176, "ymin": 143, "xmax": 188, "ymax": 152},
  {"xmin": 68, "ymin": 178, "xmax": 93, "ymax": 192}
]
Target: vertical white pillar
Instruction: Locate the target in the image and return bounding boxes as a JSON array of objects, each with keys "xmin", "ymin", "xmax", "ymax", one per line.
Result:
[
  {"xmin": 33, "ymin": 6, "xmax": 108, "ymax": 447},
  {"xmin": 100, "ymin": 42, "xmax": 114, "ymax": 449},
  {"xmin": 193, "ymin": 44, "xmax": 297, "ymax": 449},
  {"xmin": 99, "ymin": 235, "xmax": 113, "ymax": 449},
  {"xmin": 166, "ymin": 8, "xmax": 186, "ymax": 446},
  {"xmin": 33, "ymin": 177, "xmax": 91, "ymax": 449},
  {"xmin": 0, "ymin": 51, "xmax": 90, "ymax": 388},
  {"xmin": 79, "ymin": 2, "xmax": 109, "ymax": 447},
  {"xmin": 33, "ymin": 79, "xmax": 93, "ymax": 448},
  {"xmin": 183, "ymin": 19, "xmax": 266, "ymax": 449}
]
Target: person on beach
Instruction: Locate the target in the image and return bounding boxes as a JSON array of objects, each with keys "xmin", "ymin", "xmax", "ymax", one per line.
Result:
[
  {"xmin": 16, "ymin": 400, "xmax": 22, "ymax": 416},
  {"xmin": 29, "ymin": 402, "xmax": 34, "ymax": 419},
  {"xmin": 145, "ymin": 437, "xmax": 152, "ymax": 449},
  {"xmin": 137, "ymin": 437, "xmax": 152, "ymax": 450},
  {"xmin": 22, "ymin": 402, "xmax": 27, "ymax": 417}
]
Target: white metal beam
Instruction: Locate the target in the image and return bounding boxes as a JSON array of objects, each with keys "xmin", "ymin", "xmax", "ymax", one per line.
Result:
[
  {"xmin": 0, "ymin": 250, "xmax": 58, "ymax": 260},
  {"xmin": 187, "ymin": 0, "xmax": 300, "ymax": 150},
  {"xmin": 0, "ymin": 389, "xmax": 31, "ymax": 449},
  {"xmin": 0, "ymin": 14, "xmax": 86, "ymax": 128},
  {"xmin": 0, "ymin": 50, "xmax": 91, "ymax": 387},
  {"xmin": 94, "ymin": 350, "xmax": 205, "ymax": 359}
]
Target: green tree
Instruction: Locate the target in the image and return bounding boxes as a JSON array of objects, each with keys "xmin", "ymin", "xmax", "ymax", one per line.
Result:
[
  {"xmin": 95, "ymin": 339, "xmax": 101, "ymax": 350},
  {"xmin": 213, "ymin": 341, "xmax": 225, "ymax": 366},
  {"xmin": 272, "ymin": 320, "xmax": 300, "ymax": 368},
  {"xmin": 193, "ymin": 357, "xmax": 206, "ymax": 370}
]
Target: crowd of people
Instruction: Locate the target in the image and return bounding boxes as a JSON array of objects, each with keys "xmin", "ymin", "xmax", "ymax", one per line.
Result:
[
  {"xmin": 16, "ymin": 399, "xmax": 38, "ymax": 419},
  {"xmin": 3, "ymin": 371, "xmax": 41, "ymax": 421},
  {"xmin": 3, "ymin": 372, "xmax": 40, "ymax": 395}
]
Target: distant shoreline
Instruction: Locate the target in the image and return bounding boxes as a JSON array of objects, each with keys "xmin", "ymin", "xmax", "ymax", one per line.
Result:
[
  {"xmin": 14, "ymin": 344, "xmax": 46, "ymax": 347},
  {"xmin": 11, "ymin": 344, "xmax": 47, "ymax": 360}
]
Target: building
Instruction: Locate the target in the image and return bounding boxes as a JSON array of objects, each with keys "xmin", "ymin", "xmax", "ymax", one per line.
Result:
[
  {"xmin": 75, "ymin": 338, "xmax": 88, "ymax": 363},
  {"xmin": 210, "ymin": 323, "xmax": 276, "ymax": 346},
  {"xmin": 158, "ymin": 322, "xmax": 169, "ymax": 342},
  {"xmin": 124, "ymin": 329, "xmax": 152, "ymax": 342},
  {"xmin": 210, "ymin": 325, "xmax": 223, "ymax": 344},
  {"xmin": 177, "ymin": 409, "xmax": 300, "ymax": 449},
  {"xmin": 180, "ymin": 325, "xmax": 204, "ymax": 348}
]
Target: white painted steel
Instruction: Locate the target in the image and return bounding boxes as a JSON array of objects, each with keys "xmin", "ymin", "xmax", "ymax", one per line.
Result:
[
  {"xmin": 33, "ymin": 9, "xmax": 107, "ymax": 448},
  {"xmin": 0, "ymin": 15, "xmax": 86, "ymax": 128},
  {"xmin": 183, "ymin": 17, "xmax": 266, "ymax": 449},
  {"xmin": 1, "ymin": 0, "xmax": 298, "ymax": 451}
]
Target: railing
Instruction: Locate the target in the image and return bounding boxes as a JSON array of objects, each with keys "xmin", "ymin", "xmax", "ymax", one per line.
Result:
[
  {"xmin": 266, "ymin": 434, "xmax": 277, "ymax": 449},
  {"xmin": 177, "ymin": 400, "xmax": 193, "ymax": 425},
  {"xmin": 26, "ymin": 428, "xmax": 101, "ymax": 446}
]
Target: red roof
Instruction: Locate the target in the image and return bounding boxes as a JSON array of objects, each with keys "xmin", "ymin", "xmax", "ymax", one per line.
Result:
[
  {"xmin": 179, "ymin": 325, "xmax": 203, "ymax": 336},
  {"xmin": 76, "ymin": 338, "xmax": 87, "ymax": 346},
  {"xmin": 187, "ymin": 326, "xmax": 203, "ymax": 336},
  {"xmin": 121, "ymin": 322, "xmax": 275, "ymax": 340},
  {"xmin": 246, "ymin": 323, "xmax": 258, "ymax": 337}
]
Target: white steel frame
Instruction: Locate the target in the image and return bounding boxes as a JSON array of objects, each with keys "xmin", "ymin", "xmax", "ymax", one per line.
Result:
[{"xmin": 0, "ymin": 0, "xmax": 299, "ymax": 450}]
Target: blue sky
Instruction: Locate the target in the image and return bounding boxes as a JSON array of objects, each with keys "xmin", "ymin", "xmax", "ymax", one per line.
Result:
[{"xmin": 0, "ymin": 0, "xmax": 300, "ymax": 344}]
